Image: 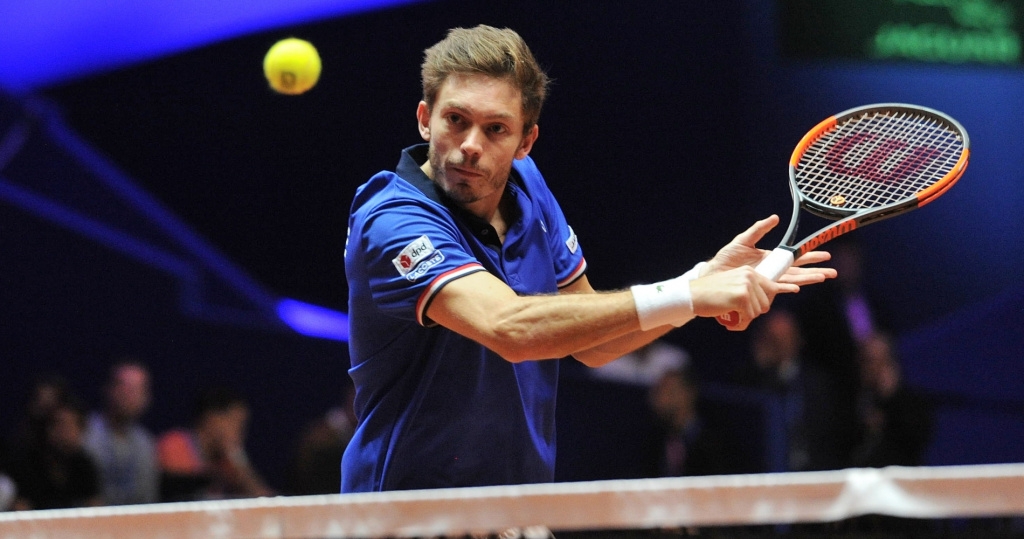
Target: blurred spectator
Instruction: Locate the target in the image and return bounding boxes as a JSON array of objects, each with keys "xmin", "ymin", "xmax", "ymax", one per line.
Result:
[
  {"xmin": 740, "ymin": 309, "xmax": 805, "ymax": 391},
  {"xmin": 8, "ymin": 396, "xmax": 102, "ymax": 510},
  {"xmin": 156, "ymin": 386, "xmax": 272, "ymax": 501},
  {"xmin": 589, "ymin": 339, "xmax": 690, "ymax": 387},
  {"xmin": 83, "ymin": 359, "xmax": 159, "ymax": 505},
  {"xmin": 795, "ymin": 239, "xmax": 890, "ymax": 466},
  {"xmin": 8, "ymin": 375, "xmax": 72, "ymax": 455},
  {"xmin": 1, "ymin": 437, "xmax": 15, "ymax": 511},
  {"xmin": 818, "ymin": 240, "xmax": 885, "ymax": 345},
  {"xmin": 737, "ymin": 310, "xmax": 851, "ymax": 471},
  {"xmin": 0, "ymin": 475, "xmax": 13, "ymax": 512},
  {"xmin": 288, "ymin": 407, "xmax": 355, "ymax": 495},
  {"xmin": 645, "ymin": 368, "xmax": 735, "ymax": 477},
  {"xmin": 851, "ymin": 333, "xmax": 934, "ymax": 467}
]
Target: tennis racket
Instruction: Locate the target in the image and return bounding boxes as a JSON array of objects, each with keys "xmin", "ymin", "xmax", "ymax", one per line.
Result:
[{"xmin": 718, "ymin": 103, "xmax": 970, "ymax": 327}]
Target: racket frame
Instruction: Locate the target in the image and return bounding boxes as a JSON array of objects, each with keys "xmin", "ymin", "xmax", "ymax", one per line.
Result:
[
  {"xmin": 777, "ymin": 103, "xmax": 970, "ymax": 259},
  {"xmin": 723, "ymin": 103, "xmax": 970, "ymax": 325}
]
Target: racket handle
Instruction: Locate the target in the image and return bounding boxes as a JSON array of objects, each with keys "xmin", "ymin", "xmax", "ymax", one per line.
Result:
[
  {"xmin": 717, "ymin": 248, "xmax": 796, "ymax": 327},
  {"xmin": 753, "ymin": 247, "xmax": 796, "ymax": 281}
]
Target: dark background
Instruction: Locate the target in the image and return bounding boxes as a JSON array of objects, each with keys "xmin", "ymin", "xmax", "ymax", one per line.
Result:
[{"xmin": 3, "ymin": 0, "xmax": 1023, "ymax": 489}]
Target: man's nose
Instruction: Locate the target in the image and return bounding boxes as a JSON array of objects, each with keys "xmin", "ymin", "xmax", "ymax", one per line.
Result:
[{"xmin": 461, "ymin": 126, "xmax": 485, "ymax": 158}]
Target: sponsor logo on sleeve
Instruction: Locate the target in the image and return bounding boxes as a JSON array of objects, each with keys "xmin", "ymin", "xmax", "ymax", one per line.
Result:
[
  {"xmin": 405, "ymin": 251, "xmax": 445, "ymax": 281},
  {"xmin": 565, "ymin": 226, "xmax": 578, "ymax": 254},
  {"xmin": 392, "ymin": 235, "xmax": 445, "ymax": 282}
]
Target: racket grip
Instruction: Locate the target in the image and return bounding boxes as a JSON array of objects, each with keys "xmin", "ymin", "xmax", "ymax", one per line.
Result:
[
  {"xmin": 753, "ymin": 247, "xmax": 796, "ymax": 281},
  {"xmin": 717, "ymin": 248, "xmax": 796, "ymax": 327}
]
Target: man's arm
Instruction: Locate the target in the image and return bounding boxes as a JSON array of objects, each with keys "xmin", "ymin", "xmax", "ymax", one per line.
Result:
[
  {"xmin": 424, "ymin": 271, "xmax": 641, "ymax": 364},
  {"xmin": 424, "ymin": 215, "xmax": 837, "ymax": 364},
  {"xmin": 562, "ymin": 258, "xmax": 831, "ymax": 367},
  {"xmin": 424, "ymin": 262, "xmax": 800, "ymax": 364},
  {"xmin": 564, "ymin": 216, "xmax": 839, "ymax": 365},
  {"xmin": 559, "ymin": 276, "xmax": 674, "ymax": 368}
]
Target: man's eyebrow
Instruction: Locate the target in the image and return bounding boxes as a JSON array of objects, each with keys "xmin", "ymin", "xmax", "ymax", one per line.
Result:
[{"xmin": 441, "ymin": 100, "xmax": 516, "ymax": 121}]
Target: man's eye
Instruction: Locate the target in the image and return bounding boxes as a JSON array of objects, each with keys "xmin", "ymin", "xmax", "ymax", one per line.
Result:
[
  {"xmin": 488, "ymin": 125, "xmax": 508, "ymax": 134},
  {"xmin": 446, "ymin": 114, "xmax": 463, "ymax": 124}
]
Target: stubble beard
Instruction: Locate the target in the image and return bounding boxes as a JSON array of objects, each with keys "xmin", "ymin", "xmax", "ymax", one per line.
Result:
[{"xmin": 428, "ymin": 146, "xmax": 508, "ymax": 205}]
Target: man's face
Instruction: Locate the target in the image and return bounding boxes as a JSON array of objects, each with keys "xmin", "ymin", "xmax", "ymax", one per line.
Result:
[
  {"xmin": 47, "ymin": 406, "xmax": 84, "ymax": 453},
  {"xmin": 206, "ymin": 404, "xmax": 249, "ymax": 454},
  {"xmin": 754, "ymin": 312, "xmax": 801, "ymax": 368},
  {"xmin": 649, "ymin": 373, "xmax": 696, "ymax": 430},
  {"xmin": 417, "ymin": 72, "xmax": 537, "ymax": 214},
  {"xmin": 859, "ymin": 335, "xmax": 899, "ymax": 392},
  {"xmin": 110, "ymin": 365, "xmax": 151, "ymax": 421}
]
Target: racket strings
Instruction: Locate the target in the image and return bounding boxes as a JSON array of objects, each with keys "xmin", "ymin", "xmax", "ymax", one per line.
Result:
[{"xmin": 795, "ymin": 109, "xmax": 966, "ymax": 210}]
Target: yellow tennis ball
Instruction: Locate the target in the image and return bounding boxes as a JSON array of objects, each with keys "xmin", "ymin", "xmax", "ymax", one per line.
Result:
[{"xmin": 263, "ymin": 38, "xmax": 321, "ymax": 95}]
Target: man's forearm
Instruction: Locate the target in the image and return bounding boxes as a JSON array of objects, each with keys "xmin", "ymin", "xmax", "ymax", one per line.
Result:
[
  {"xmin": 485, "ymin": 290, "xmax": 642, "ymax": 362},
  {"xmin": 570, "ymin": 324, "xmax": 675, "ymax": 367}
]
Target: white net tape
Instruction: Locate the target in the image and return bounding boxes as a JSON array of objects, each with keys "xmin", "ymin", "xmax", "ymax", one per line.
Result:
[{"xmin": 1, "ymin": 463, "xmax": 1023, "ymax": 538}]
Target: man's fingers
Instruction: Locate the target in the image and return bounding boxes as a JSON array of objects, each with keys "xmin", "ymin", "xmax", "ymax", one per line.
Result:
[
  {"xmin": 730, "ymin": 290, "xmax": 769, "ymax": 331},
  {"xmin": 750, "ymin": 285, "xmax": 771, "ymax": 319},
  {"xmin": 773, "ymin": 282, "xmax": 801, "ymax": 294},
  {"xmin": 731, "ymin": 215, "xmax": 780, "ymax": 247},
  {"xmin": 778, "ymin": 267, "xmax": 837, "ymax": 286},
  {"xmin": 793, "ymin": 250, "xmax": 832, "ymax": 266},
  {"xmin": 710, "ymin": 244, "xmax": 835, "ymax": 331}
]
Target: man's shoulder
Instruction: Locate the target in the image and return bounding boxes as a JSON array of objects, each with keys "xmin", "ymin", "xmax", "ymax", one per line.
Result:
[
  {"xmin": 512, "ymin": 155, "xmax": 544, "ymax": 184},
  {"xmin": 355, "ymin": 171, "xmax": 416, "ymax": 201},
  {"xmin": 512, "ymin": 155, "xmax": 562, "ymax": 206},
  {"xmin": 353, "ymin": 172, "xmax": 440, "ymax": 213}
]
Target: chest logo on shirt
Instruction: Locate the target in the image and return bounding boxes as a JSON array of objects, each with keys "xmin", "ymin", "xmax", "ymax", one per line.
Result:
[{"xmin": 393, "ymin": 235, "xmax": 445, "ymax": 281}]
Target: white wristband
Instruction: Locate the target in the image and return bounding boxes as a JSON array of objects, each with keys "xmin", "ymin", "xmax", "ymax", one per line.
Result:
[
  {"xmin": 631, "ymin": 262, "xmax": 706, "ymax": 331},
  {"xmin": 631, "ymin": 277, "xmax": 694, "ymax": 331}
]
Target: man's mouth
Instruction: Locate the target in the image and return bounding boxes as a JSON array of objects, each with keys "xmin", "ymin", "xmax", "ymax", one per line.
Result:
[{"xmin": 450, "ymin": 165, "xmax": 483, "ymax": 178}]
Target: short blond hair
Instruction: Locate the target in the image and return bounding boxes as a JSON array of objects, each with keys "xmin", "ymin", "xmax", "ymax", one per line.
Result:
[{"xmin": 421, "ymin": 25, "xmax": 550, "ymax": 132}]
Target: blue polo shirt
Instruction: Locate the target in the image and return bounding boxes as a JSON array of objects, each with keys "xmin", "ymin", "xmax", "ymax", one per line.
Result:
[{"xmin": 342, "ymin": 144, "xmax": 587, "ymax": 492}]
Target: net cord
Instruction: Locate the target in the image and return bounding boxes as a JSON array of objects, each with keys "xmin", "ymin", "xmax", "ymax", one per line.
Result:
[{"xmin": 1, "ymin": 463, "xmax": 1023, "ymax": 538}]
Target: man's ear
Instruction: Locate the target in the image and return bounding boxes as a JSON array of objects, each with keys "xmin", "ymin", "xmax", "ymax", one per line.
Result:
[
  {"xmin": 515, "ymin": 124, "xmax": 539, "ymax": 160},
  {"xmin": 417, "ymin": 101, "xmax": 431, "ymax": 141}
]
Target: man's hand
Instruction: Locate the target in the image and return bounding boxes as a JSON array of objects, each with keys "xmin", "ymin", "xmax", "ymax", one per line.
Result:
[
  {"xmin": 702, "ymin": 215, "xmax": 782, "ymax": 276},
  {"xmin": 690, "ymin": 266, "xmax": 797, "ymax": 323},
  {"xmin": 702, "ymin": 215, "xmax": 837, "ymax": 287},
  {"xmin": 692, "ymin": 215, "xmax": 838, "ymax": 330}
]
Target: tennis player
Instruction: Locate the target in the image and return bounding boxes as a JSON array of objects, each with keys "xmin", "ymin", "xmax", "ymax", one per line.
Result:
[{"xmin": 342, "ymin": 25, "xmax": 836, "ymax": 493}]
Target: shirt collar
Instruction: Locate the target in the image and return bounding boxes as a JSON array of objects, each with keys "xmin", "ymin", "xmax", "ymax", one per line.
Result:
[{"xmin": 396, "ymin": 144, "xmax": 445, "ymax": 204}]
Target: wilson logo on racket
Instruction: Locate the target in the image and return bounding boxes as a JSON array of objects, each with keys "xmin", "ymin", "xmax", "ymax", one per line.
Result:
[
  {"xmin": 800, "ymin": 219, "xmax": 857, "ymax": 256},
  {"xmin": 824, "ymin": 132, "xmax": 941, "ymax": 183}
]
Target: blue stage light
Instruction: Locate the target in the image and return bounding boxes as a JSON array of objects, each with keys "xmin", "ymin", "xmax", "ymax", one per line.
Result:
[
  {"xmin": 0, "ymin": 0, "xmax": 426, "ymax": 91},
  {"xmin": 277, "ymin": 298, "xmax": 349, "ymax": 341}
]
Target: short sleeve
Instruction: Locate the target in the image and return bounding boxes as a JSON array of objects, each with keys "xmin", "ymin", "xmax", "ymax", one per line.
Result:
[{"xmin": 357, "ymin": 198, "xmax": 487, "ymax": 326}]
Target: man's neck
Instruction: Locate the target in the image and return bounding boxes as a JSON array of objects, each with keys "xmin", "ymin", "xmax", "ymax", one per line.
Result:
[
  {"xmin": 104, "ymin": 410, "xmax": 131, "ymax": 434},
  {"xmin": 490, "ymin": 210, "xmax": 509, "ymax": 244}
]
